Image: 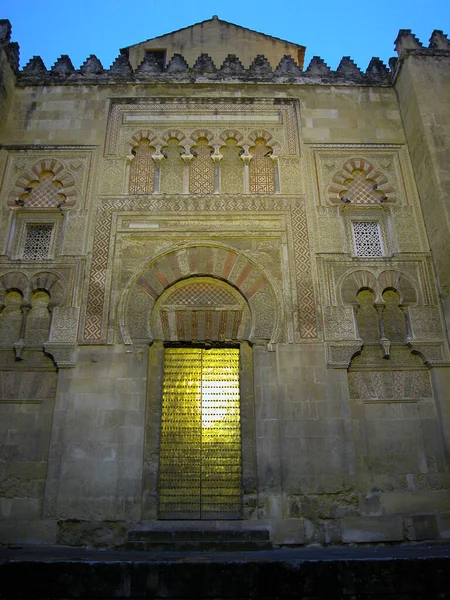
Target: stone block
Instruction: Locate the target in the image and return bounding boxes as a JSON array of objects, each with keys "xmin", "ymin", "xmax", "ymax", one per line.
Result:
[
  {"xmin": 438, "ymin": 514, "xmax": 450, "ymax": 539},
  {"xmin": 10, "ymin": 498, "xmax": 41, "ymax": 519},
  {"xmin": 304, "ymin": 518, "xmax": 342, "ymax": 545},
  {"xmin": 341, "ymin": 516, "xmax": 404, "ymax": 543},
  {"xmin": 56, "ymin": 519, "xmax": 128, "ymax": 547},
  {"xmin": 381, "ymin": 491, "xmax": 450, "ymax": 514},
  {"xmin": 271, "ymin": 518, "xmax": 304, "ymax": 545},
  {"xmin": 405, "ymin": 514, "xmax": 439, "ymax": 541},
  {"xmin": 0, "ymin": 520, "xmax": 57, "ymax": 544}
]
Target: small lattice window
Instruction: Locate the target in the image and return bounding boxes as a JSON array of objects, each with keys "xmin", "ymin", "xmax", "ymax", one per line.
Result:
[
  {"xmin": 23, "ymin": 224, "xmax": 53, "ymax": 260},
  {"xmin": 352, "ymin": 221, "xmax": 383, "ymax": 257}
]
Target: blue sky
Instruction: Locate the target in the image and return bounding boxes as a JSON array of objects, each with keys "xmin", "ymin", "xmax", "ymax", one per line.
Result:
[{"xmin": 1, "ymin": 0, "xmax": 449, "ymax": 71}]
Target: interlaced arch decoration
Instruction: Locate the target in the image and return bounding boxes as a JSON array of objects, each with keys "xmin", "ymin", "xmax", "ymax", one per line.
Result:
[
  {"xmin": 328, "ymin": 158, "xmax": 395, "ymax": 205},
  {"xmin": 9, "ymin": 159, "xmax": 76, "ymax": 209},
  {"xmin": 119, "ymin": 245, "xmax": 281, "ymax": 345}
]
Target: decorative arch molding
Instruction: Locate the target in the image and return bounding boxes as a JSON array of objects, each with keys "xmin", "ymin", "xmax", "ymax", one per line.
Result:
[
  {"xmin": 129, "ymin": 129, "xmax": 158, "ymax": 149},
  {"xmin": 248, "ymin": 129, "xmax": 273, "ymax": 145},
  {"xmin": 0, "ymin": 269, "xmax": 77, "ymax": 367},
  {"xmin": 0, "ymin": 270, "xmax": 67, "ymax": 306},
  {"xmin": 30, "ymin": 271, "xmax": 67, "ymax": 307},
  {"xmin": 160, "ymin": 129, "xmax": 186, "ymax": 144},
  {"xmin": 190, "ymin": 129, "xmax": 215, "ymax": 144},
  {"xmin": 339, "ymin": 268, "xmax": 418, "ymax": 305},
  {"xmin": 119, "ymin": 244, "xmax": 281, "ymax": 345},
  {"xmin": 219, "ymin": 129, "xmax": 244, "ymax": 144},
  {"xmin": 377, "ymin": 270, "xmax": 418, "ymax": 304},
  {"xmin": 327, "ymin": 157, "xmax": 395, "ymax": 205},
  {"xmin": 151, "ymin": 276, "xmax": 252, "ymax": 342},
  {"xmin": 327, "ymin": 266, "xmax": 447, "ymax": 368},
  {"xmin": 9, "ymin": 159, "xmax": 76, "ymax": 209}
]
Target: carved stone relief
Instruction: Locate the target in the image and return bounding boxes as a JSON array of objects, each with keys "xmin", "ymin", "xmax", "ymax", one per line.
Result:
[
  {"xmin": 119, "ymin": 245, "xmax": 279, "ymax": 345},
  {"xmin": 83, "ymin": 197, "xmax": 317, "ymax": 343},
  {"xmin": 2, "ymin": 152, "xmax": 93, "ymax": 211},
  {"xmin": 320, "ymin": 257, "xmax": 449, "ymax": 367},
  {"xmin": 105, "ymin": 98, "xmax": 300, "ymax": 158}
]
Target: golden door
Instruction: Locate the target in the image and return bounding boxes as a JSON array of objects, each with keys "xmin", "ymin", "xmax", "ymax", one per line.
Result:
[{"xmin": 159, "ymin": 348, "xmax": 242, "ymax": 519}]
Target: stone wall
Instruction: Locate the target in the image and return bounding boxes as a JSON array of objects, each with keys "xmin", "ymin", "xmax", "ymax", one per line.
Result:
[
  {"xmin": 0, "ymin": 22, "xmax": 450, "ymax": 547},
  {"xmin": 394, "ymin": 32, "xmax": 450, "ymax": 336}
]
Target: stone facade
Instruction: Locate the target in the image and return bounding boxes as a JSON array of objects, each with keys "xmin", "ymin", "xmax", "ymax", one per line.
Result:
[{"xmin": 0, "ymin": 16, "xmax": 450, "ymax": 547}]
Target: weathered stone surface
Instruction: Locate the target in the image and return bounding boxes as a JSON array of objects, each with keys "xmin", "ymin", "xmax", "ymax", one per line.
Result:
[
  {"xmin": 341, "ymin": 516, "xmax": 404, "ymax": 543},
  {"xmin": 0, "ymin": 17, "xmax": 449, "ymax": 549}
]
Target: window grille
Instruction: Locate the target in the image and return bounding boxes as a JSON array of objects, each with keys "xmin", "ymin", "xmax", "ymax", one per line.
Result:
[
  {"xmin": 352, "ymin": 221, "xmax": 383, "ymax": 257},
  {"xmin": 23, "ymin": 224, "xmax": 53, "ymax": 260}
]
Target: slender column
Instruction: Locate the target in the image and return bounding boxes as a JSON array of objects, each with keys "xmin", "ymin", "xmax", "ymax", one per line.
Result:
[
  {"xmin": 180, "ymin": 145, "xmax": 195, "ymax": 193},
  {"xmin": 375, "ymin": 304, "xmax": 390, "ymax": 358},
  {"xmin": 13, "ymin": 303, "xmax": 31, "ymax": 360},
  {"xmin": 152, "ymin": 145, "xmax": 166, "ymax": 194},
  {"xmin": 270, "ymin": 154, "xmax": 280, "ymax": 193},
  {"xmin": 210, "ymin": 144, "xmax": 223, "ymax": 193},
  {"xmin": 123, "ymin": 153, "xmax": 135, "ymax": 194},
  {"xmin": 239, "ymin": 145, "xmax": 253, "ymax": 193}
]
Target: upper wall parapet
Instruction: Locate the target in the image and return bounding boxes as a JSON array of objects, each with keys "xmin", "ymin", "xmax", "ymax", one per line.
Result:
[
  {"xmin": 388, "ymin": 29, "xmax": 450, "ymax": 80},
  {"xmin": 2, "ymin": 21, "xmax": 449, "ymax": 88}
]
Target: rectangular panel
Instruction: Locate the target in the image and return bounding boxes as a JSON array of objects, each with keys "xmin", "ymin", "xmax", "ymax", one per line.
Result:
[
  {"xmin": 159, "ymin": 347, "xmax": 242, "ymax": 519},
  {"xmin": 159, "ymin": 348, "xmax": 202, "ymax": 519},
  {"xmin": 201, "ymin": 349, "xmax": 242, "ymax": 519}
]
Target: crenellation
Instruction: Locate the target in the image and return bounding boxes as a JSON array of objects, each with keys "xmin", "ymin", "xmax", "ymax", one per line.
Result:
[
  {"xmin": 220, "ymin": 53, "xmax": 246, "ymax": 75},
  {"xmin": 336, "ymin": 56, "xmax": 362, "ymax": 76},
  {"xmin": 165, "ymin": 53, "xmax": 189, "ymax": 73},
  {"xmin": 22, "ymin": 56, "xmax": 47, "ymax": 76},
  {"xmin": 388, "ymin": 56, "xmax": 398, "ymax": 73},
  {"xmin": 429, "ymin": 29, "xmax": 450, "ymax": 51},
  {"xmin": 109, "ymin": 51, "xmax": 133, "ymax": 76},
  {"xmin": 305, "ymin": 56, "xmax": 331, "ymax": 74},
  {"xmin": 6, "ymin": 40, "xmax": 19, "ymax": 72},
  {"xmin": 79, "ymin": 55, "xmax": 104, "ymax": 75},
  {"xmin": 15, "ymin": 50, "xmax": 394, "ymax": 86},
  {"xmin": 366, "ymin": 57, "xmax": 389, "ymax": 76},
  {"xmin": 192, "ymin": 53, "xmax": 217, "ymax": 73},
  {"xmin": 50, "ymin": 55, "xmax": 75, "ymax": 76},
  {"xmin": 0, "ymin": 18, "xmax": 11, "ymax": 45},
  {"xmin": 248, "ymin": 54, "xmax": 273, "ymax": 77},
  {"xmin": 395, "ymin": 29, "xmax": 424, "ymax": 57},
  {"xmin": 135, "ymin": 52, "xmax": 162, "ymax": 75},
  {"xmin": 274, "ymin": 54, "xmax": 302, "ymax": 77}
]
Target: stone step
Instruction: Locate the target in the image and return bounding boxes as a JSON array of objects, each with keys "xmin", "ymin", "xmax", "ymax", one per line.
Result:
[
  {"xmin": 128, "ymin": 528, "xmax": 271, "ymax": 543},
  {"xmin": 121, "ymin": 539, "xmax": 273, "ymax": 551}
]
